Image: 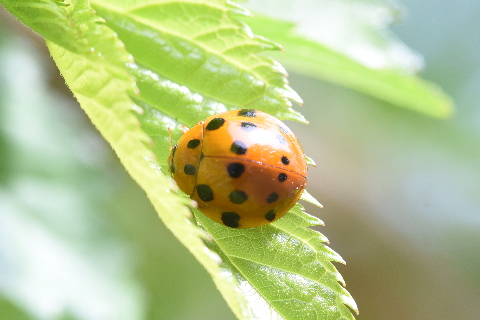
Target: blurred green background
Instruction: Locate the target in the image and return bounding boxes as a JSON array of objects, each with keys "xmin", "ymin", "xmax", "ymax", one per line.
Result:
[{"xmin": 1, "ymin": 1, "xmax": 479, "ymax": 320}]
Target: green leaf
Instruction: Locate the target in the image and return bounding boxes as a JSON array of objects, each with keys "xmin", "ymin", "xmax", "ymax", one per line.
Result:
[
  {"xmin": 305, "ymin": 155, "xmax": 317, "ymax": 167},
  {"xmin": 1, "ymin": 0, "xmax": 356, "ymax": 318},
  {"xmin": 244, "ymin": 13, "xmax": 454, "ymax": 118},
  {"xmin": 195, "ymin": 204, "xmax": 356, "ymax": 319},
  {"xmin": 91, "ymin": 0, "xmax": 306, "ymax": 124},
  {"xmin": 1, "ymin": 0, "xmax": 122, "ymax": 62},
  {"xmin": 301, "ymin": 189, "xmax": 323, "ymax": 209},
  {"xmin": 0, "ymin": 298, "xmax": 30, "ymax": 320},
  {"xmin": 247, "ymin": 0, "xmax": 420, "ymax": 72}
]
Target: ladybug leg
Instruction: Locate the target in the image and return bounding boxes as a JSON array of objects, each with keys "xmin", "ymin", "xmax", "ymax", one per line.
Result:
[{"xmin": 180, "ymin": 125, "xmax": 189, "ymax": 134}]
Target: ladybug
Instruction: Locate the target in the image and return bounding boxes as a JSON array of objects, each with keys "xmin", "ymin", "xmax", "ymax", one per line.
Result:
[{"xmin": 168, "ymin": 109, "xmax": 308, "ymax": 228}]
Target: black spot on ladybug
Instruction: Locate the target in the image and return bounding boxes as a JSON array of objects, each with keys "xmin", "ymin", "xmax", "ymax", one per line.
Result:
[
  {"xmin": 276, "ymin": 135, "xmax": 286, "ymax": 144},
  {"xmin": 231, "ymin": 141, "xmax": 247, "ymax": 155},
  {"xmin": 267, "ymin": 192, "xmax": 279, "ymax": 203},
  {"xmin": 221, "ymin": 212, "xmax": 241, "ymax": 228},
  {"xmin": 187, "ymin": 139, "xmax": 200, "ymax": 148},
  {"xmin": 169, "ymin": 164, "xmax": 175, "ymax": 174},
  {"xmin": 281, "ymin": 156, "xmax": 290, "ymax": 165},
  {"xmin": 238, "ymin": 109, "xmax": 256, "ymax": 118},
  {"xmin": 265, "ymin": 210, "xmax": 276, "ymax": 221},
  {"xmin": 279, "ymin": 125, "xmax": 289, "ymax": 134},
  {"xmin": 197, "ymin": 184, "xmax": 213, "ymax": 201},
  {"xmin": 206, "ymin": 118, "xmax": 225, "ymax": 130},
  {"xmin": 184, "ymin": 164, "xmax": 196, "ymax": 175},
  {"xmin": 229, "ymin": 190, "xmax": 248, "ymax": 204},
  {"xmin": 227, "ymin": 163, "xmax": 244, "ymax": 178},
  {"xmin": 241, "ymin": 122, "xmax": 257, "ymax": 131},
  {"xmin": 278, "ymin": 173, "xmax": 287, "ymax": 182}
]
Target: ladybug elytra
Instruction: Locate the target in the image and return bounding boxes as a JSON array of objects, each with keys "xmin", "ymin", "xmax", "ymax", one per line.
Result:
[{"xmin": 168, "ymin": 109, "xmax": 308, "ymax": 228}]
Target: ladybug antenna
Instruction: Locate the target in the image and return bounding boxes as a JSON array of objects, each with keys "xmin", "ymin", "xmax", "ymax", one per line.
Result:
[{"xmin": 168, "ymin": 128, "xmax": 173, "ymax": 150}]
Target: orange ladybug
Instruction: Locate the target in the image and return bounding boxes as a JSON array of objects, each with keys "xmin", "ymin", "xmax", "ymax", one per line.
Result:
[{"xmin": 168, "ymin": 109, "xmax": 308, "ymax": 228}]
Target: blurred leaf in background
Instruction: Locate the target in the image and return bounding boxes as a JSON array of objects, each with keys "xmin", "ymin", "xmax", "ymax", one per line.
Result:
[
  {"xmin": 0, "ymin": 30, "xmax": 144, "ymax": 319},
  {"xmin": 246, "ymin": 0, "xmax": 453, "ymax": 118},
  {"xmin": 249, "ymin": 0, "xmax": 420, "ymax": 71}
]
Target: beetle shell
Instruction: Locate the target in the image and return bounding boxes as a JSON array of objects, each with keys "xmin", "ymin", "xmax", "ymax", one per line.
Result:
[{"xmin": 168, "ymin": 109, "xmax": 307, "ymax": 228}]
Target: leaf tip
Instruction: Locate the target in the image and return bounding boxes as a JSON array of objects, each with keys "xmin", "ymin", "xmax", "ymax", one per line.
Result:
[
  {"xmin": 227, "ymin": 0, "xmax": 252, "ymax": 17},
  {"xmin": 305, "ymin": 155, "xmax": 316, "ymax": 167},
  {"xmin": 301, "ymin": 189, "xmax": 323, "ymax": 208}
]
